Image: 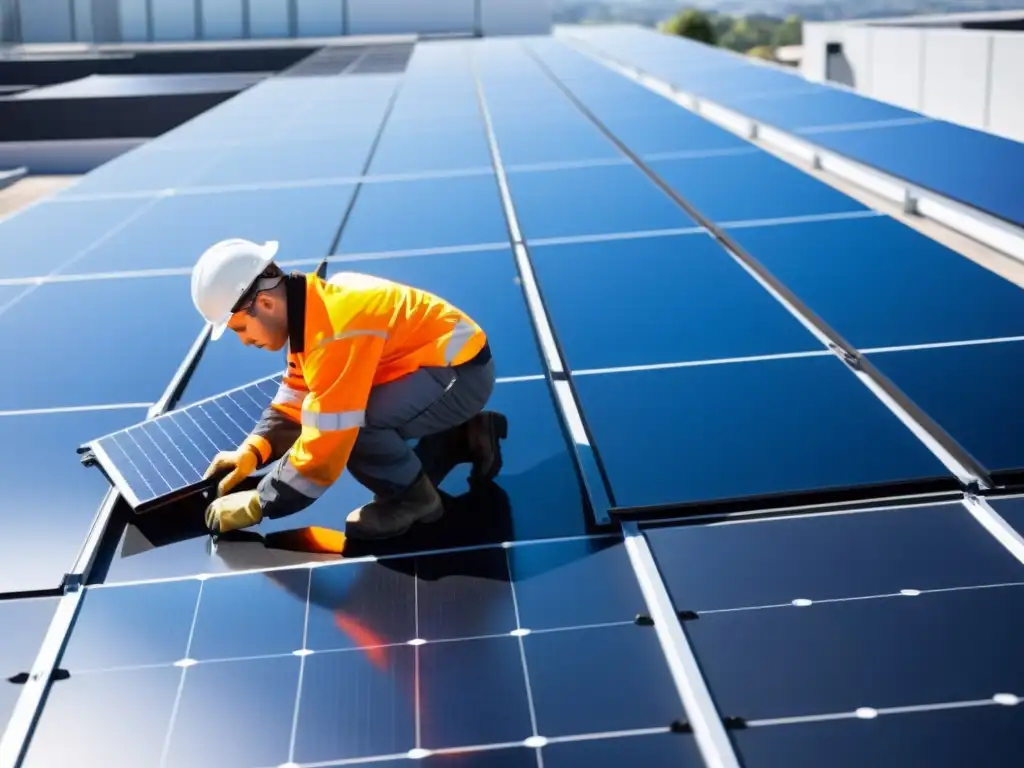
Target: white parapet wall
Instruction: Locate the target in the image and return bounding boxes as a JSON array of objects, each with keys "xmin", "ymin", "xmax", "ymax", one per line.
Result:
[
  {"xmin": 3, "ymin": 0, "xmax": 552, "ymax": 43},
  {"xmin": 347, "ymin": 0, "xmax": 474, "ymax": 36},
  {"xmin": 802, "ymin": 19, "xmax": 1024, "ymax": 143}
]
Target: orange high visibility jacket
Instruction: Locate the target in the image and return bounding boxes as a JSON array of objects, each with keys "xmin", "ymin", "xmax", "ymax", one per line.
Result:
[{"xmin": 240, "ymin": 270, "xmax": 487, "ymax": 518}]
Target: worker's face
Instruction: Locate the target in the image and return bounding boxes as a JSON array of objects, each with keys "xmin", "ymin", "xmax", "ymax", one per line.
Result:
[{"xmin": 226, "ymin": 293, "xmax": 288, "ymax": 351}]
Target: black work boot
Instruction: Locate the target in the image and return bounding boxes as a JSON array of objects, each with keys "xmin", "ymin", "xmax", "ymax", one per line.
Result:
[
  {"xmin": 414, "ymin": 425, "xmax": 472, "ymax": 487},
  {"xmin": 466, "ymin": 410, "xmax": 508, "ymax": 484},
  {"xmin": 345, "ymin": 472, "xmax": 444, "ymax": 540}
]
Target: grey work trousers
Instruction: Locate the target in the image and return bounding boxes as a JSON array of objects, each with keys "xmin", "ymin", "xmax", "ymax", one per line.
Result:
[{"xmin": 346, "ymin": 357, "xmax": 496, "ymax": 497}]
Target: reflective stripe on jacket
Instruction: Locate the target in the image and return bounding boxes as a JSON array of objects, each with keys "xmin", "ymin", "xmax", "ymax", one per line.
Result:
[{"xmin": 242, "ymin": 270, "xmax": 487, "ymax": 518}]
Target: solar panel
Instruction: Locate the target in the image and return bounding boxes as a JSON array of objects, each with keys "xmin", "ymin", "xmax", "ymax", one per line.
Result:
[
  {"xmin": 279, "ymin": 46, "xmax": 370, "ymax": 77},
  {"xmin": 350, "ymin": 44, "xmax": 415, "ymax": 75},
  {"xmin": 79, "ymin": 375, "xmax": 282, "ymax": 512},
  {"xmin": 9, "ymin": 21, "xmax": 1024, "ymax": 768},
  {"xmin": 20, "ymin": 538, "xmax": 703, "ymax": 767},
  {"xmin": 646, "ymin": 499, "xmax": 1024, "ymax": 765},
  {"xmin": 564, "ymin": 26, "xmax": 1024, "ymax": 228}
]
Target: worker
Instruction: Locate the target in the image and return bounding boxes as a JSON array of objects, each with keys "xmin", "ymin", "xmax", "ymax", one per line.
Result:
[{"xmin": 189, "ymin": 238, "xmax": 507, "ymax": 540}]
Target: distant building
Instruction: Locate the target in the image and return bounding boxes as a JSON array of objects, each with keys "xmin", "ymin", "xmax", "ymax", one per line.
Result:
[
  {"xmin": 801, "ymin": 10, "xmax": 1024, "ymax": 143},
  {"xmin": 0, "ymin": 0, "xmax": 551, "ymax": 45}
]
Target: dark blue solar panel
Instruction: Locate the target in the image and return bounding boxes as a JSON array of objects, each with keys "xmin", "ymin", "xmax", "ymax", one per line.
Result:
[
  {"xmin": 28, "ymin": 537, "xmax": 688, "ymax": 766},
  {"xmin": 529, "ymin": 232, "xmax": 822, "ymax": 370},
  {"xmin": 730, "ymin": 215, "xmax": 1024, "ymax": 349},
  {"xmin": 100, "ymin": 377, "xmax": 590, "ymax": 584},
  {"xmin": 51, "ymin": 148, "xmax": 218, "ymax": 198},
  {"xmin": 527, "ymin": 38, "xmax": 750, "ymax": 157},
  {"xmin": 84, "ymin": 375, "xmax": 280, "ymax": 510},
  {"xmin": 989, "ymin": 497, "xmax": 1024, "ymax": 539},
  {"xmin": 2, "ymin": 277, "xmax": 200, "ymax": 411},
  {"xmin": 188, "ymin": 568, "xmax": 309, "ymax": 660},
  {"xmin": 647, "ymin": 501, "xmax": 1024, "ymax": 613},
  {"xmin": 179, "ymin": 332, "xmax": 287, "ymax": 406},
  {"xmin": 491, "ymin": 117, "xmax": 623, "ymax": 166},
  {"xmin": 607, "ymin": 116, "xmax": 752, "ymax": 158},
  {"xmin": 812, "ymin": 120, "xmax": 1024, "ymax": 228},
  {"xmin": 1, "ymin": 407, "xmax": 147, "ymax": 593},
  {"xmin": 326, "ymin": 249, "xmax": 546, "ymax": 378},
  {"xmin": 73, "ymin": 185, "xmax": 357, "ymax": 273},
  {"xmin": 334, "ymin": 175, "xmax": 508, "ymax": 254},
  {"xmin": 370, "ymin": 123, "xmax": 493, "ymax": 175},
  {"xmin": 686, "ymin": 585, "xmax": 1024, "ymax": 721},
  {"xmin": 729, "ymin": 88, "xmax": 925, "ymax": 133},
  {"xmin": 573, "ymin": 355, "xmax": 951, "ymax": 510},
  {"xmin": 564, "ymin": 28, "xmax": 920, "ymax": 130},
  {"xmin": 507, "ymin": 164, "xmax": 698, "ymax": 241},
  {"xmin": 189, "ymin": 137, "xmax": 378, "ymax": 186},
  {"xmin": 868, "ymin": 341, "xmax": 1024, "ymax": 477},
  {"xmin": 165, "ymin": 656, "xmax": 299, "ymax": 768},
  {"xmin": 526, "ymin": 624, "xmax": 682, "ymax": 736},
  {"xmin": 0, "ymin": 197, "xmax": 152, "ymax": 279},
  {"xmin": 388, "ymin": 96, "xmax": 483, "ymax": 125},
  {"xmin": 732, "ymin": 705, "xmax": 1024, "ymax": 768},
  {"xmin": 647, "ymin": 151, "xmax": 869, "ymax": 224}
]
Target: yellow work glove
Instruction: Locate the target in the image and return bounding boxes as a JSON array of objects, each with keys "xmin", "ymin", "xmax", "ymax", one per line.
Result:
[
  {"xmin": 204, "ymin": 446, "xmax": 260, "ymax": 496},
  {"xmin": 205, "ymin": 490, "xmax": 263, "ymax": 534}
]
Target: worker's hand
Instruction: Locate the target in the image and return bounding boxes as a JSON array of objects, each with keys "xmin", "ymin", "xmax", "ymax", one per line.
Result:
[
  {"xmin": 203, "ymin": 446, "xmax": 259, "ymax": 496},
  {"xmin": 205, "ymin": 490, "xmax": 263, "ymax": 534}
]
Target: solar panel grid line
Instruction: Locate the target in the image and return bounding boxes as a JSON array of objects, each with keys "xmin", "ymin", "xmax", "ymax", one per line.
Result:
[
  {"xmin": 522, "ymin": 39, "xmax": 991, "ymax": 498},
  {"xmin": 469, "ymin": 41, "xmax": 617, "ymax": 525},
  {"xmin": 621, "ymin": 522, "xmax": 742, "ymax": 768},
  {"xmin": 741, "ymin": 694, "xmax": 1020, "ymax": 728},
  {"xmin": 156, "ymin": 580, "xmax": 205, "ymax": 768},
  {"xmin": 503, "ymin": 547, "xmax": 543, "ymax": 764},
  {"xmin": 47, "ymin": 166, "xmax": 496, "ymax": 204},
  {"xmin": 637, "ymin": 491, "xmax": 969, "ymax": 532},
  {"xmin": 694, "ymin": 578, "xmax": 1024, "ymax": 615},
  {"xmin": 89, "ymin": 531, "xmax": 625, "ymax": 592}
]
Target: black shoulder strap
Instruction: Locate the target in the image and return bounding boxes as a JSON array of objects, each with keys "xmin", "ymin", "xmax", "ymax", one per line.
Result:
[{"xmin": 284, "ymin": 272, "xmax": 307, "ymax": 355}]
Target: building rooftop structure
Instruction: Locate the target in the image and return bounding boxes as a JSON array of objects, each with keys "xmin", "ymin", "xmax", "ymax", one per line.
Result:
[
  {"xmin": 801, "ymin": 9, "xmax": 1024, "ymax": 144},
  {"xmin": 1, "ymin": 17, "xmax": 1024, "ymax": 768}
]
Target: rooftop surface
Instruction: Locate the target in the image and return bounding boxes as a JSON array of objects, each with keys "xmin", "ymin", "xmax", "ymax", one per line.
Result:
[{"xmin": 2, "ymin": 25, "xmax": 1024, "ymax": 768}]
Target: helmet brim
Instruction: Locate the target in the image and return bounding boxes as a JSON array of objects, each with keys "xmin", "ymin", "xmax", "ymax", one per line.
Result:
[{"xmin": 210, "ymin": 319, "xmax": 229, "ymax": 341}]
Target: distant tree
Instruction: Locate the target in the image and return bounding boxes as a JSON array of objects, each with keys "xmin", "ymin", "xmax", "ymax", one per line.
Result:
[
  {"xmin": 719, "ymin": 18, "xmax": 760, "ymax": 52},
  {"xmin": 746, "ymin": 45, "xmax": 777, "ymax": 61},
  {"xmin": 662, "ymin": 9, "xmax": 717, "ymax": 45},
  {"xmin": 772, "ymin": 15, "xmax": 803, "ymax": 46},
  {"xmin": 711, "ymin": 13, "xmax": 735, "ymax": 41}
]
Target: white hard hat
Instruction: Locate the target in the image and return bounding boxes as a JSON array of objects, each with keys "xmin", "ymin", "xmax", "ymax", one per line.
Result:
[{"xmin": 191, "ymin": 238, "xmax": 279, "ymax": 341}]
